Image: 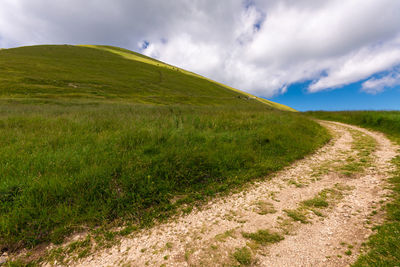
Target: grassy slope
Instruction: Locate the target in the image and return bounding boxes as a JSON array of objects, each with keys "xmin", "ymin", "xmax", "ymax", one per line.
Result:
[
  {"xmin": 81, "ymin": 45, "xmax": 297, "ymax": 112},
  {"xmin": 0, "ymin": 45, "xmax": 327, "ymax": 252},
  {"xmin": 0, "ymin": 45, "xmax": 255, "ymax": 106},
  {"xmin": 307, "ymin": 111, "xmax": 400, "ymax": 266}
]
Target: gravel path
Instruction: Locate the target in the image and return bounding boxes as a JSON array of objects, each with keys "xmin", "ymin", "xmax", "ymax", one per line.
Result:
[{"xmin": 53, "ymin": 121, "xmax": 399, "ymax": 267}]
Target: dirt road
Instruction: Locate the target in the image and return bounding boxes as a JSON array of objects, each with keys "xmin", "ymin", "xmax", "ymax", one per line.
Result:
[{"xmin": 58, "ymin": 121, "xmax": 399, "ymax": 266}]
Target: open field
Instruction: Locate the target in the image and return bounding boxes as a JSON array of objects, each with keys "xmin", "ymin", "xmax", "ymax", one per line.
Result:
[
  {"xmin": 0, "ymin": 45, "xmax": 327, "ymax": 258},
  {"xmin": 308, "ymin": 111, "xmax": 400, "ymax": 266}
]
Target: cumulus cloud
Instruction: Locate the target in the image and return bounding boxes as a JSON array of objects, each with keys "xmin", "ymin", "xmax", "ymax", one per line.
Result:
[
  {"xmin": 309, "ymin": 40, "xmax": 400, "ymax": 92},
  {"xmin": 362, "ymin": 71, "xmax": 400, "ymax": 94},
  {"xmin": 1, "ymin": 0, "xmax": 400, "ymax": 97}
]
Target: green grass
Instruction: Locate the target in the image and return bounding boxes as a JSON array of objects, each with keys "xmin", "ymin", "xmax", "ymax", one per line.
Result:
[
  {"xmin": 302, "ymin": 196, "xmax": 329, "ymax": 208},
  {"xmin": 0, "ymin": 45, "xmax": 329, "ymax": 254},
  {"xmin": 306, "ymin": 111, "xmax": 400, "ymax": 139},
  {"xmin": 0, "ymin": 102, "xmax": 328, "ymax": 253},
  {"xmin": 233, "ymin": 247, "xmax": 252, "ymax": 266},
  {"xmin": 215, "ymin": 229, "xmax": 236, "ymax": 242},
  {"xmin": 338, "ymin": 129, "xmax": 377, "ymax": 177},
  {"xmin": 242, "ymin": 229, "xmax": 284, "ymax": 245},
  {"xmin": 0, "ymin": 45, "xmax": 294, "ymax": 111},
  {"xmin": 307, "ymin": 111, "xmax": 400, "ymax": 266},
  {"xmin": 284, "ymin": 209, "xmax": 309, "ymax": 224},
  {"xmin": 82, "ymin": 45, "xmax": 297, "ymax": 111},
  {"xmin": 284, "ymin": 185, "xmax": 348, "ymax": 223}
]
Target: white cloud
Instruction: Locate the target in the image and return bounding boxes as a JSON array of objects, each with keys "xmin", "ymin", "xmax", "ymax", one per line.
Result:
[
  {"xmin": 309, "ymin": 41, "xmax": 400, "ymax": 92},
  {"xmin": 362, "ymin": 71, "xmax": 400, "ymax": 94},
  {"xmin": 1, "ymin": 0, "xmax": 400, "ymax": 97}
]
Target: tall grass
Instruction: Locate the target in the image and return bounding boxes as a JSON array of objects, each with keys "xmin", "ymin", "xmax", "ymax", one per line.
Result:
[
  {"xmin": 0, "ymin": 102, "xmax": 328, "ymax": 251},
  {"xmin": 307, "ymin": 111, "xmax": 400, "ymax": 266}
]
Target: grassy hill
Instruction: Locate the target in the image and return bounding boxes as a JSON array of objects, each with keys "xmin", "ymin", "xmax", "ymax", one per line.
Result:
[
  {"xmin": 0, "ymin": 44, "xmax": 294, "ymax": 110},
  {"xmin": 0, "ymin": 45, "xmax": 327, "ymax": 252},
  {"xmin": 80, "ymin": 45, "xmax": 296, "ymax": 111}
]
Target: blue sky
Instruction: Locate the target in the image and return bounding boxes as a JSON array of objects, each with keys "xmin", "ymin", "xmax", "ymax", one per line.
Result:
[{"xmin": 269, "ymin": 80, "xmax": 400, "ymax": 111}]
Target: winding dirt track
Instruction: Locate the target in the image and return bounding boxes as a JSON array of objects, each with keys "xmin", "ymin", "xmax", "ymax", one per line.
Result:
[{"xmin": 65, "ymin": 121, "xmax": 398, "ymax": 267}]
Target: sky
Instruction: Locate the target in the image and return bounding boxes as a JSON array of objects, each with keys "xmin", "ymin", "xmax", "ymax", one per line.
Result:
[{"xmin": 1, "ymin": 0, "xmax": 400, "ymax": 111}]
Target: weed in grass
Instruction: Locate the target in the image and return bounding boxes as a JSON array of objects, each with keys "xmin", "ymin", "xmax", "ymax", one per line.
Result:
[
  {"xmin": 233, "ymin": 247, "xmax": 252, "ymax": 266},
  {"xmin": 242, "ymin": 229, "xmax": 284, "ymax": 245}
]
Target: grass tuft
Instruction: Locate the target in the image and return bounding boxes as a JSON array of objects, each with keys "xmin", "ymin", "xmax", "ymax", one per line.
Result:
[
  {"xmin": 242, "ymin": 229, "xmax": 284, "ymax": 245},
  {"xmin": 233, "ymin": 247, "xmax": 252, "ymax": 266},
  {"xmin": 254, "ymin": 201, "xmax": 277, "ymax": 215},
  {"xmin": 284, "ymin": 209, "xmax": 309, "ymax": 224},
  {"xmin": 302, "ymin": 197, "xmax": 329, "ymax": 208},
  {"xmin": 215, "ymin": 229, "xmax": 236, "ymax": 242}
]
